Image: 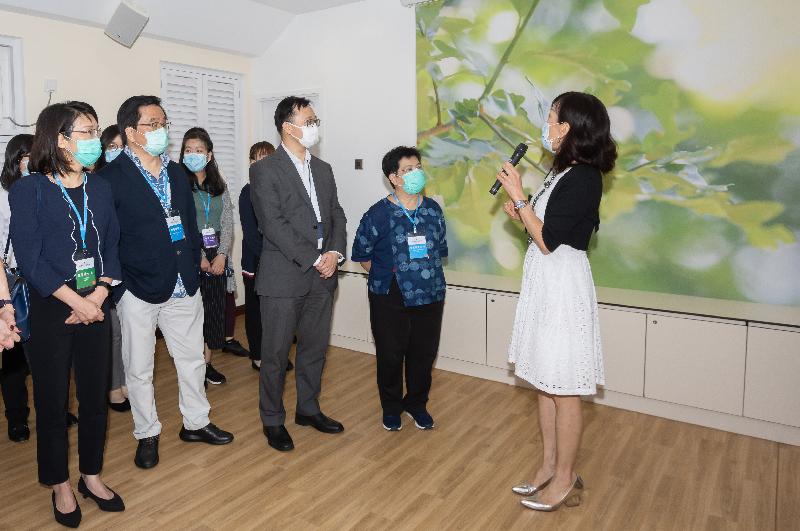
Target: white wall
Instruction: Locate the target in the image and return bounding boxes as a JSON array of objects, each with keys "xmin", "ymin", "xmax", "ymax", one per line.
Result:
[{"xmin": 251, "ymin": 0, "xmax": 417, "ymax": 245}]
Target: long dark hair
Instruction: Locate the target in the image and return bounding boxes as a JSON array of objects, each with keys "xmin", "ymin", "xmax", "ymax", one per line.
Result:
[
  {"xmin": 1, "ymin": 133, "xmax": 33, "ymax": 191},
  {"xmin": 29, "ymin": 101, "xmax": 98, "ymax": 177},
  {"xmin": 550, "ymin": 92, "xmax": 617, "ymax": 174},
  {"xmin": 179, "ymin": 127, "xmax": 226, "ymax": 197},
  {"xmin": 93, "ymin": 124, "xmax": 122, "ymax": 172}
]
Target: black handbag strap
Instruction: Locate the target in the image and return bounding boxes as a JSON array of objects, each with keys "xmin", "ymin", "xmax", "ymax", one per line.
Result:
[{"xmin": 3, "ymin": 233, "xmax": 9, "ymax": 263}]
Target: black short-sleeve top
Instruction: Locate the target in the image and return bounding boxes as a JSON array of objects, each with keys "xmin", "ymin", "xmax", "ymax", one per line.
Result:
[{"xmin": 541, "ymin": 164, "xmax": 603, "ymax": 252}]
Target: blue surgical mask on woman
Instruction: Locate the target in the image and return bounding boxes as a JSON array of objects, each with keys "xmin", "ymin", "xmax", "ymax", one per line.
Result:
[
  {"xmin": 183, "ymin": 153, "xmax": 208, "ymax": 173},
  {"xmin": 541, "ymin": 122, "xmax": 556, "ymax": 153},
  {"xmin": 105, "ymin": 148, "xmax": 122, "ymax": 163},
  {"xmin": 67, "ymin": 138, "xmax": 103, "ymax": 167},
  {"xmin": 20, "ymin": 159, "xmax": 30, "ymax": 176},
  {"xmin": 402, "ymin": 168, "xmax": 427, "ymax": 195}
]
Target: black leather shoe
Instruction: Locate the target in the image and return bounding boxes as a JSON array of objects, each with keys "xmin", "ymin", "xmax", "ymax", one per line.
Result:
[
  {"xmin": 295, "ymin": 412, "xmax": 344, "ymax": 434},
  {"xmin": 287, "ymin": 359, "xmax": 294, "ymax": 371},
  {"xmin": 66, "ymin": 412, "xmax": 79, "ymax": 427},
  {"xmin": 108, "ymin": 398, "xmax": 131, "ymax": 412},
  {"xmin": 222, "ymin": 339, "xmax": 250, "ymax": 357},
  {"xmin": 52, "ymin": 491, "xmax": 81, "ymax": 528},
  {"xmin": 8, "ymin": 422, "xmax": 30, "ymax": 442},
  {"xmin": 134, "ymin": 435, "xmax": 159, "ymax": 469},
  {"xmin": 263, "ymin": 425, "xmax": 294, "ymax": 452},
  {"xmin": 179, "ymin": 423, "xmax": 233, "ymax": 445},
  {"xmin": 78, "ymin": 477, "xmax": 125, "ymax": 512}
]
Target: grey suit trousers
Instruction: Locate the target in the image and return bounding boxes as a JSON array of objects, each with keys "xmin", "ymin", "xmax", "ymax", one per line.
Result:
[{"xmin": 258, "ymin": 275, "xmax": 333, "ymax": 426}]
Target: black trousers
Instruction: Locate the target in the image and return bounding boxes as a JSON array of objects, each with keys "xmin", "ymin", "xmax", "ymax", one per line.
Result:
[
  {"xmin": 0, "ymin": 343, "xmax": 29, "ymax": 425},
  {"xmin": 243, "ymin": 273, "xmax": 261, "ymax": 361},
  {"xmin": 26, "ymin": 290, "xmax": 110, "ymax": 485},
  {"xmin": 368, "ymin": 278, "xmax": 444, "ymax": 416}
]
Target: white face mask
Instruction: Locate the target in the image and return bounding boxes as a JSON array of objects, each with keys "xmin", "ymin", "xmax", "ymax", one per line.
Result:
[{"xmin": 288, "ymin": 123, "xmax": 320, "ymax": 149}]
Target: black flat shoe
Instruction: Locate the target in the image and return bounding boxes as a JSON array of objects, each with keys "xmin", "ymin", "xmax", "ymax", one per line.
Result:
[
  {"xmin": 263, "ymin": 425, "xmax": 294, "ymax": 452},
  {"xmin": 287, "ymin": 359, "xmax": 294, "ymax": 371},
  {"xmin": 134, "ymin": 435, "xmax": 159, "ymax": 469},
  {"xmin": 8, "ymin": 422, "xmax": 30, "ymax": 442},
  {"xmin": 66, "ymin": 412, "xmax": 78, "ymax": 427},
  {"xmin": 221, "ymin": 339, "xmax": 250, "ymax": 357},
  {"xmin": 52, "ymin": 491, "xmax": 81, "ymax": 528},
  {"xmin": 108, "ymin": 398, "xmax": 131, "ymax": 412},
  {"xmin": 77, "ymin": 477, "xmax": 125, "ymax": 512},
  {"xmin": 295, "ymin": 412, "xmax": 344, "ymax": 434},
  {"xmin": 179, "ymin": 423, "xmax": 233, "ymax": 445}
]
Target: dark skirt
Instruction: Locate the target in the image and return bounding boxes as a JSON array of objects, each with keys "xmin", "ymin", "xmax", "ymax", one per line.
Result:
[{"xmin": 200, "ymin": 246, "xmax": 227, "ymax": 349}]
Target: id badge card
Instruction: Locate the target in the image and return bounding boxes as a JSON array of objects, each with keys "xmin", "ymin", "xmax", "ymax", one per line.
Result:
[
  {"xmin": 407, "ymin": 233, "xmax": 428, "ymax": 260},
  {"xmin": 74, "ymin": 250, "xmax": 96, "ymax": 292},
  {"xmin": 166, "ymin": 209, "xmax": 185, "ymax": 242},
  {"xmin": 202, "ymin": 227, "xmax": 218, "ymax": 248}
]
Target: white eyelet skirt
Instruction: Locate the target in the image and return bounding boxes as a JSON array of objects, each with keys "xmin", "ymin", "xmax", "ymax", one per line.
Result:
[{"xmin": 508, "ymin": 243, "xmax": 604, "ymax": 396}]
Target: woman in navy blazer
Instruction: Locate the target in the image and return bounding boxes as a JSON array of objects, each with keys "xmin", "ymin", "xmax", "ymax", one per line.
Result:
[{"xmin": 10, "ymin": 101, "xmax": 124, "ymax": 527}]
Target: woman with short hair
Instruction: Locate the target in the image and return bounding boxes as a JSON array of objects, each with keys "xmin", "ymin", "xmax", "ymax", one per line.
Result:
[
  {"xmin": 497, "ymin": 91, "xmax": 617, "ymax": 512},
  {"xmin": 10, "ymin": 101, "xmax": 125, "ymax": 527}
]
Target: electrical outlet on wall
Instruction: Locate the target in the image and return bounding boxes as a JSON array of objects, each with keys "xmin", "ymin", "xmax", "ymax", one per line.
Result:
[{"xmin": 43, "ymin": 79, "xmax": 57, "ymax": 93}]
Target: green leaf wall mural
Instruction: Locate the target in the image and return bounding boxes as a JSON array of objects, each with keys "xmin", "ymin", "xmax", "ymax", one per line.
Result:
[{"xmin": 416, "ymin": 0, "xmax": 800, "ymax": 306}]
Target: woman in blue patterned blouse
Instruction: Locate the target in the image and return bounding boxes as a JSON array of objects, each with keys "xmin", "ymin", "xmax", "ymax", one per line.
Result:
[{"xmin": 351, "ymin": 146, "xmax": 448, "ymax": 432}]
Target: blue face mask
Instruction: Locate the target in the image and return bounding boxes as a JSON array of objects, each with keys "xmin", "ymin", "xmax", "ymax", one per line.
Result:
[
  {"xmin": 541, "ymin": 122, "xmax": 555, "ymax": 153},
  {"xmin": 139, "ymin": 127, "xmax": 169, "ymax": 157},
  {"xmin": 105, "ymin": 148, "xmax": 122, "ymax": 163},
  {"xmin": 67, "ymin": 137, "xmax": 103, "ymax": 167},
  {"xmin": 401, "ymin": 168, "xmax": 427, "ymax": 195},
  {"xmin": 183, "ymin": 153, "xmax": 208, "ymax": 173},
  {"xmin": 20, "ymin": 159, "xmax": 30, "ymax": 176}
]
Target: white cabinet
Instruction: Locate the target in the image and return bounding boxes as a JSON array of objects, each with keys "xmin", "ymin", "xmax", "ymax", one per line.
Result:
[
  {"xmin": 330, "ymin": 273, "xmax": 370, "ymax": 342},
  {"xmin": 599, "ymin": 307, "xmax": 646, "ymax": 397},
  {"xmin": 438, "ymin": 287, "xmax": 486, "ymax": 365},
  {"xmin": 744, "ymin": 325, "xmax": 800, "ymax": 428},
  {"xmin": 644, "ymin": 315, "xmax": 747, "ymax": 415},
  {"xmin": 486, "ymin": 293, "xmax": 519, "ymax": 370}
]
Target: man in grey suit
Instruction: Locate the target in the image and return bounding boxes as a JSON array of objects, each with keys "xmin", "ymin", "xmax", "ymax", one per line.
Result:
[{"xmin": 250, "ymin": 96, "xmax": 347, "ymax": 452}]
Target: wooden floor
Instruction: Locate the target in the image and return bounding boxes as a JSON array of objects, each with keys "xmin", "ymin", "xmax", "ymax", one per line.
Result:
[{"xmin": 0, "ymin": 319, "xmax": 798, "ymax": 530}]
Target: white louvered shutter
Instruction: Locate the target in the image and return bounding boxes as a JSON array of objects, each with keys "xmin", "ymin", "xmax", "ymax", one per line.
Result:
[
  {"xmin": 160, "ymin": 63, "xmax": 244, "ymax": 200},
  {"xmin": 160, "ymin": 69, "xmax": 202, "ymax": 162},
  {"xmin": 204, "ymin": 77, "xmax": 240, "ymax": 191}
]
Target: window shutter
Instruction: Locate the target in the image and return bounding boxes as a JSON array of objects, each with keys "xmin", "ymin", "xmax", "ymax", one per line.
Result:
[
  {"xmin": 205, "ymin": 78, "xmax": 240, "ymax": 189},
  {"xmin": 160, "ymin": 69, "xmax": 202, "ymax": 162}
]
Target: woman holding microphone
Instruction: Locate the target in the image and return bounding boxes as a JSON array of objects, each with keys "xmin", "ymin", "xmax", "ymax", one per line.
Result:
[{"xmin": 496, "ymin": 91, "xmax": 616, "ymax": 512}]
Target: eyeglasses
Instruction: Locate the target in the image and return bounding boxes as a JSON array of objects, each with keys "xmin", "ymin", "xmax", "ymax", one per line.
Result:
[
  {"xmin": 66, "ymin": 127, "xmax": 102, "ymax": 138},
  {"xmin": 137, "ymin": 121, "xmax": 171, "ymax": 131},
  {"xmin": 293, "ymin": 118, "xmax": 320, "ymax": 128}
]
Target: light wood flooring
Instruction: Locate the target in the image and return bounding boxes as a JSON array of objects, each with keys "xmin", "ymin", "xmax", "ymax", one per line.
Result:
[{"xmin": 0, "ymin": 320, "xmax": 797, "ymax": 530}]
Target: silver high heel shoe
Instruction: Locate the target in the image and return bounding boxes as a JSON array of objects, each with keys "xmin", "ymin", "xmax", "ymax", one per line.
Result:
[
  {"xmin": 511, "ymin": 477, "xmax": 552, "ymax": 496},
  {"xmin": 521, "ymin": 475, "xmax": 584, "ymax": 511}
]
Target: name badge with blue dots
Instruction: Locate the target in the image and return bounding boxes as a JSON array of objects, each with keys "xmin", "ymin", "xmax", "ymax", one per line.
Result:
[{"xmin": 407, "ymin": 234, "xmax": 428, "ymax": 260}]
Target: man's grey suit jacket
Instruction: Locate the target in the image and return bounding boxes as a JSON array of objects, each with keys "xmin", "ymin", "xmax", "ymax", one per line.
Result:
[{"xmin": 250, "ymin": 144, "xmax": 347, "ymax": 297}]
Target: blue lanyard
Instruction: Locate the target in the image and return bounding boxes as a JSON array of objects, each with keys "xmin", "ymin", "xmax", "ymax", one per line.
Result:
[
  {"xmin": 392, "ymin": 192, "xmax": 421, "ymax": 231},
  {"xmin": 55, "ymin": 173, "xmax": 89, "ymax": 250},
  {"xmin": 142, "ymin": 169, "xmax": 171, "ymax": 213},
  {"xmin": 201, "ymin": 191, "xmax": 212, "ymax": 227}
]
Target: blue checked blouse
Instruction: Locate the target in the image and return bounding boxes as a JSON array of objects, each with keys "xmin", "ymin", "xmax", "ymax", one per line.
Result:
[{"xmin": 351, "ymin": 197, "xmax": 448, "ymax": 307}]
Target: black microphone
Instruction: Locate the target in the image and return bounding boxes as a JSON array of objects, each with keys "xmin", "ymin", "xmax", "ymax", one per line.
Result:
[{"xmin": 489, "ymin": 143, "xmax": 528, "ymax": 195}]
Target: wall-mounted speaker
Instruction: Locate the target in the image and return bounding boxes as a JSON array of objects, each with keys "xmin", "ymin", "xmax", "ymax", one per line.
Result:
[{"xmin": 104, "ymin": 0, "xmax": 149, "ymax": 48}]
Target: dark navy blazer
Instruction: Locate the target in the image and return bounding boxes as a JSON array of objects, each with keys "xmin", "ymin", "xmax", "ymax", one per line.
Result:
[
  {"xmin": 238, "ymin": 183, "xmax": 262, "ymax": 274},
  {"xmin": 9, "ymin": 172, "xmax": 122, "ymax": 298},
  {"xmin": 97, "ymin": 152, "xmax": 203, "ymax": 304}
]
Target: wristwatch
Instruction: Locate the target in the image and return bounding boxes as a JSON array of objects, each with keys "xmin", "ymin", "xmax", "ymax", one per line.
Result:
[
  {"xmin": 0, "ymin": 299, "xmax": 12, "ymax": 308},
  {"xmin": 95, "ymin": 280, "xmax": 113, "ymax": 292},
  {"xmin": 513, "ymin": 199, "xmax": 529, "ymax": 210}
]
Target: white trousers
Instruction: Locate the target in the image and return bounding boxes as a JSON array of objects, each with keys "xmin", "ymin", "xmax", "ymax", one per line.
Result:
[{"xmin": 117, "ymin": 290, "xmax": 210, "ymax": 439}]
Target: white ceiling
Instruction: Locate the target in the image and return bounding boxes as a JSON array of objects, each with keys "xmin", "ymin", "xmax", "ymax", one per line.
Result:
[
  {"xmin": 251, "ymin": 0, "xmax": 365, "ymax": 14},
  {"xmin": 0, "ymin": 0, "xmax": 363, "ymax": 56}
]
